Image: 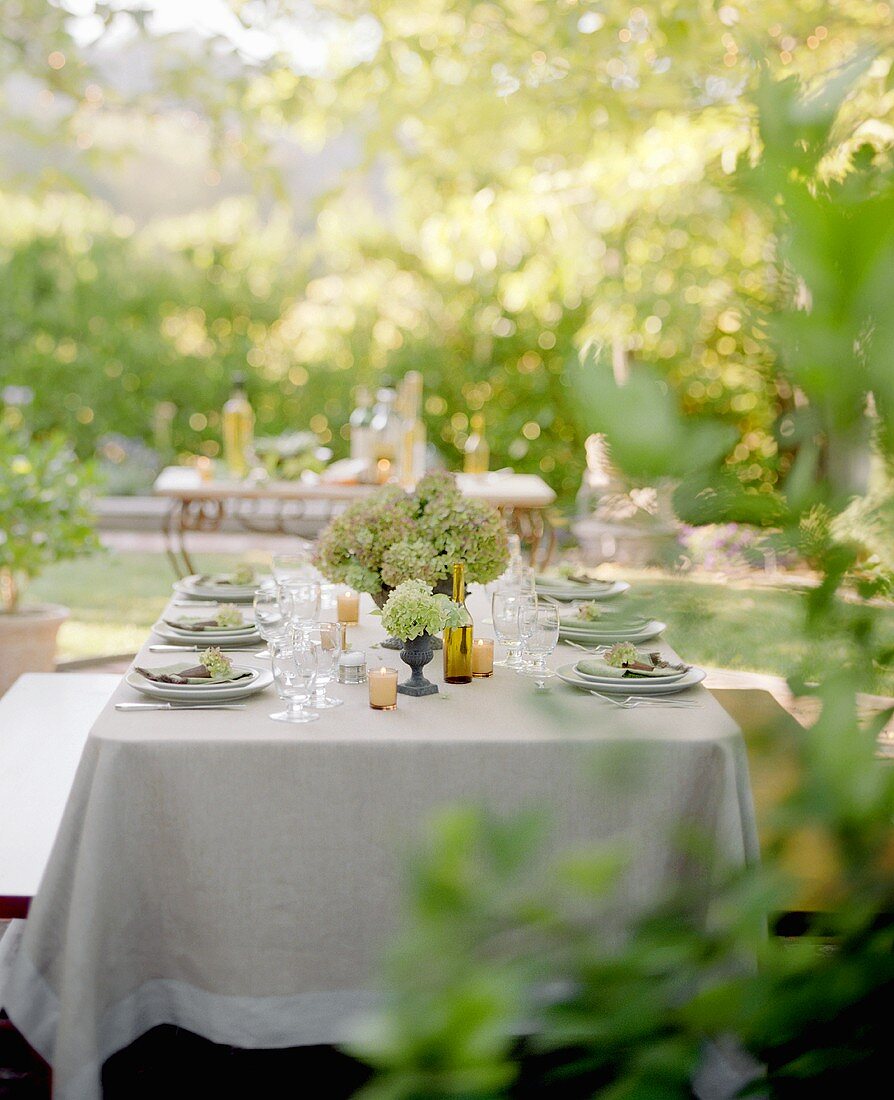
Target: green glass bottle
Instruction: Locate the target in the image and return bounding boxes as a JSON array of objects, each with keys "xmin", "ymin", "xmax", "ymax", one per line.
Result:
[{"xmin": 443, "ymin": 561, "xmax": 473, "ymax": 684}]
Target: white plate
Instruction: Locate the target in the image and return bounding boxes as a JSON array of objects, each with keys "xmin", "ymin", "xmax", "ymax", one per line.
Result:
[
  {"xmin": 537, "ymin": 580, "xmax": 630, "ymax": 602},
  {"xmin": 173, "ymin": 576, "xmax": 264, "ymax": 603},
  {"xmin": 152, "ymin": 622, "xmax": 261, "ymax": 646},
  {"xmin": 556, "ymin": 663, "xmax": 706, "ymax": 695},
  {"xmin": 571, "ymin": 661, "xmax": 687, "ymax": 686},
  {"xmin": 129, "ymin": 664, "xmax": 261, "ymax": 690},
  {"xmin": 559, "ymin": 620, "xmax": 666, "ymax": 644},
  {"xmin": 125, "ymin": 667, "xmax": 273, "ymax": 702}
]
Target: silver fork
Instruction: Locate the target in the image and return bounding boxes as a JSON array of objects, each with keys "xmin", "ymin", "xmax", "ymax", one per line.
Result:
[{"xmin": 588, "ymin": 691, "xmax": 701, "ymax": 709}]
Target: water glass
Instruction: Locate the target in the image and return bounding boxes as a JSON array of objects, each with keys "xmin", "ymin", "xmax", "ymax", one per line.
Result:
[
  {"xmin": 492, "ymin": 590, "xmax": 535, "ymax": 669},
  {"xmin": 308, "ymin": 621, "xmax": 344, "ymax": 709},
  {"xmin": 271, "ymin": 546, "xmax": 314, "ymax": 587},
  {"xmin": 281, "ymin": 581, "xmax": 321, "ymax": 637},
  {"xmin": 254, "ymin": 586, "xmax": 290, "ymax": 654},
  {"xmin": 269, "ymin": 640, "xmax": 319, "ymax": 723},
  {"xmin": 519, "ymin": 602, "xmax": 559, "ymax": 681}
]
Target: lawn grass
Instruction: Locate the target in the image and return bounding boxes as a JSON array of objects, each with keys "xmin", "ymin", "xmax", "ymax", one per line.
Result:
[{"xmin": 26, "ymin": 550, "xmax": 894, "ymax": 695}]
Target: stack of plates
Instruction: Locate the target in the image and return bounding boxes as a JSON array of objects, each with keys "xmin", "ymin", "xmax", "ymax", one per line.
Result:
[
  {"xmin": 536, "ymin": 578, "xmax": 630, "ymax": 602},
  {"xmin": 559, "ymin": 618, "xmax": 666, "ymax": 645},
  {"xmin": 555, "ymin": 663, "xmax": 706, "ymax": 696},
  {"xmin": 152, "ymin": 619, "xmax": 262, "ymax": 648},
  {"xmin": 173, "ymin": 574, "xmax": 266, "ymax": 603},
  {"xmin": 126, "ymin": 666, "xmax": 273, "ymax": 703}
]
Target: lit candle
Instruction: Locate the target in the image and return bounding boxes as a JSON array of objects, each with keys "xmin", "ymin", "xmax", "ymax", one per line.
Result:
[
  {"xmin": 337, "ymin": 589, "xmax": 360, "ymax": 625},
  {"xmin": 196, "ymin": 455, "xmax": 213, "ymax": 482},
  {"xmin": 368, "ymin": 667, "xmax": 398, "ymax": 710},
  {"xmin": 472, "ymin": 638, "xmax": 494, "ymax": 678}
]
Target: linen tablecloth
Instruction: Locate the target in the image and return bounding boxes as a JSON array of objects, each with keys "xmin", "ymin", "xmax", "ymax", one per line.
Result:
[{"xmin": 0, "ymin": 594, "xmax": 757, "ymax": 1100}]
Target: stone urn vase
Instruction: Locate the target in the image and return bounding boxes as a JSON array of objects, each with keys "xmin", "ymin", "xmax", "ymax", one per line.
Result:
[
  {"xmin": 0, "ymin": 603, "xmax": 69, "ymax": 698},
  {"xmin": 397, "ymin": 632, "xmax": 438, "ymax": 697}
]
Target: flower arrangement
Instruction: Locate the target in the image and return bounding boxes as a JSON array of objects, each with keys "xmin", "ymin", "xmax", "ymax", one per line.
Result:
[
  {"xmin": 380, "ymin": 580, "xmax": 461, "ymax": 642},
  {"xmin": 575, "ymin": 601, "xmax": 604, "ymax": 622},
  {"xmin": 314, "ymin": 472, "xmax": 509, "ymax": 598}
]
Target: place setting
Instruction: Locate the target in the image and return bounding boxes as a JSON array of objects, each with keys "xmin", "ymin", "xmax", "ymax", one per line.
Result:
[
  {"xmin": 123, "ymin": 646, "xmax": 274, "ymax": 706},
  {"xmin": 172, "ymin": 562, "xmax": 269, "ymax": 603},
  {"xmin": 534, "ymin": 564, "xmax": 630, "ymax": 602},
  {"xmin": 557, "ymin": 599, "xmax": 666, "ymax": 645},
  {"xmin": 149, "ymin": 602, "xmax": 265, "ymax": 652},
  {"xmin": 555, "ymin": 640, "xmax": 706, "ymax": 702}
]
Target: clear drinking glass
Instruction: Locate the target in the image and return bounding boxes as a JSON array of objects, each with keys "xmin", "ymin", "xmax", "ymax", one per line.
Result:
[
  {"xmin": 254, "ymin": 585, "xmax": 290, "ymax": 657},
  {"xmin": 519, "ymin": 601, "xmax": 560, "ymax": 681},
  {"xmin": 271, "ymin": 546, "xmax": 314, "ymax": 587},
  {"xmin": 269, "ymin": 640, "xmax": 319, "ymax": 723},
  {"xmin": 308, "ymin": 621, "xmax": 344, "ymax": 709},
  {"xmin": 280, "ymin": 581, "xmax": 321, "ymax": 638},
  {"xmin": 492, "ymin": 590, "xmax": 535, "ymax": 669}
]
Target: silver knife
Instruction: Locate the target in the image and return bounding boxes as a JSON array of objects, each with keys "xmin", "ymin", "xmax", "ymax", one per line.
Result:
[
  {"xmin": 116, "ymin": 702, "xmax": 249, "ymax": 711},
  {"xmin": 148, "ymin": 644, "xmax": 264, "ymax": 653}
]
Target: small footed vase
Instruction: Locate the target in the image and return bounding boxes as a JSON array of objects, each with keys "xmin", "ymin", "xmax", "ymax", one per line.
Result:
[{"xmin": 397, "ymin": 632, "xmax": 439, "ymax": 696}]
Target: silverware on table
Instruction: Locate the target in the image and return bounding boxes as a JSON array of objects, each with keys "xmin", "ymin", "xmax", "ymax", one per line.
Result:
[
  {"xmin": 148, "ymin": 644, "xmax": 265, "ymax": 653},
  {"xmin": 565, "ymin": 640, "xmax": 610, "ymax": 653},
  {"xmin": 115, "ymin": 702, "xmax": 249, "ymax": 711},
  {"xmin": 587, "ymin": 691, "xmax": 701, "ymax": 709}
]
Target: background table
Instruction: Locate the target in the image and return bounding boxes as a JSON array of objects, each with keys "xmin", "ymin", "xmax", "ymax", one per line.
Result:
[
  {"xmin": 153, "ymin": 467, "xmax": 558, "ymax": 576},
  {"xmin": 0, "ymin": 594, "xmax": 756, "ymax": 1100}
]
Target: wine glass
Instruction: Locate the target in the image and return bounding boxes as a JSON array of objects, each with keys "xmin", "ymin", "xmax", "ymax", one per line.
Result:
[
  {"xmin": 492, "ymin": 590, "xmax": 535, "ymax": 669},
  {"xmin": 271, "ymin": 546, "xmax": 314, "ymax": 587},
  {"xmin": 519, "ymin": 601, "xmax": 560, "ymax": 682},
  {"xmin": 308, "ymin": 621, "xmax": 344, "ymax": 709},
  {"xmin": 269, "ymin": 640, "xmax": 319, "ymax": 723},
  {"xmin": 254, "ymin": 585, "xmax": 290, "ymax": 658},
  {"xmin": 280, "ymin": 581, "xmax": 320, "ymax": 638}
]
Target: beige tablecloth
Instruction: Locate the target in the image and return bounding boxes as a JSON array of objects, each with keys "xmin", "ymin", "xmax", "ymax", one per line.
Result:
[{"xmin": 0, "ymin": 594, "xmax": 756, "ymax": 1100}]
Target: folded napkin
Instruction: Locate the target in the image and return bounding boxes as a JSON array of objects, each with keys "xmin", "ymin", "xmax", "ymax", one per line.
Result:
[
  {"xmin": 574, "ymin": 655, "xmax": 684, "ymax": 679},
  {"xmin": 163, "ymin": 617, "xmax": 253, "ymax": 632},
  {"xmin": 134, "ymin": 662, "xmax": 253, "ymax": 686}
]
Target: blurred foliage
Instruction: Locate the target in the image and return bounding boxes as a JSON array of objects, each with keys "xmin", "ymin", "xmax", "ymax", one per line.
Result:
[
  {"xmin": 0, "ymin": 427, "xmax": 101, "ymax": 611},
  {"xmin": 2, "ymin": 2, "xmax": 894, "ymax": 503},
  {"xmin": 343, "ymin": 61, "xmax": 894, "ymax": 1098}
]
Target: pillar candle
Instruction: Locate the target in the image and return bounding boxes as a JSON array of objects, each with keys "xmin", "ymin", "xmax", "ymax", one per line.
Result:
[
  {"xmin": 472, "ymin": 638, "xmax": 494, "ymax": 677},
  {"xmin": 337, "ymin": 589, "xmax": 360, "ymax": 625},
  {"xmin": 368, "ymin": 667, "xmax": 398, "ymax": 710}
]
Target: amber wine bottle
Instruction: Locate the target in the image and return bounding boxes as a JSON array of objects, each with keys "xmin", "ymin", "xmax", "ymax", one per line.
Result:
[{"xmin": 443, "ymin": 562, "xmax": 474, "ymax": 684}]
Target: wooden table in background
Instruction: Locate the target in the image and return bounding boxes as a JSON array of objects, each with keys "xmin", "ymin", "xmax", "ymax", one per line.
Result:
[{"xmin": 152, "ymin": 467, "xmax": 558, "ymax": 576}]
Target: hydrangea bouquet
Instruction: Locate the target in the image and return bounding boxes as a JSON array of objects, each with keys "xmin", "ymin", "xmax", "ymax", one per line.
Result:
[
  {"xmin": 380, "ymin": 580, "xmax": 462, "ymax": 642},
  {"xmin": 314, "ymin": 472, "xmax": 510, "ymax": 601}
]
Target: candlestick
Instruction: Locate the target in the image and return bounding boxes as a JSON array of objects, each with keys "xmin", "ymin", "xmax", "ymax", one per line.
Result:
[
  {"xmin": 368, "ymin": 666, "xmax": 398, "ymax": 710},
  {"xmin": 471, "ymin": 638, "xmax": 494, "ymax": 677},
  {"xmin": 337, "ymin": 589, "xmax": 360, "ymax": 625}
]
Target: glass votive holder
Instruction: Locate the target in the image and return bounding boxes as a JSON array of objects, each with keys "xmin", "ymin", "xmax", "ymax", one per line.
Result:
[
  {"xmin": 472, "ymin": 638, "xmax": 494, "ymax": 678},
  {"xmin": 368, "ymin": 666, "xmax": 398, "ymax": 710},
  {"xmin": 338, "ymin": 649, "xmax": 367, "ymax": 684},
  {"xmin": 336, "ymin": 588, "xmax": 360, "ymax": 625}
]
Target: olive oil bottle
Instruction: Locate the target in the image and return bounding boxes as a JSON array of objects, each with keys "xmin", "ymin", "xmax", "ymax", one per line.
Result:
[
  {"xmin": 222, "ymin": 372, "xmax": 254, "ymax": 478},
  {"xmin": 443, "ymin": 561, "xmax": 473, "ymax": 684}
]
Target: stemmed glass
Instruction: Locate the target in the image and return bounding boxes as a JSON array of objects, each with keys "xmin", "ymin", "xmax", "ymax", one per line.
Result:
[
  {"xmin": 308, "ymin": 621, "xmax": 344, "ymax": 709},
  {"xmin": 281, "ymin": 581, "xmax": 321, "ymax": 639},
  {"xmin": 269, "ymin": 639, "xmax": 319, "ymax": 723},
  {"xmin": 492, "ymin": 590, "xmax": 535, "ymax": 669},
  {"xmin": 519, "ymin": 601, "xmax": 560, "ymax": 682},
  {"xmin": 254, "ymin": 585, "xmax": 290, "ymax": 658},
  {"xmin": 271, "ymin": 546, "xmax": 314, "ymax": 587}
]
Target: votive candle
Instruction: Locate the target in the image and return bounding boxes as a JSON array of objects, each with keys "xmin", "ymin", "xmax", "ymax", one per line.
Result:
[
  {"xmin": 337, "ymin": 589, "xmax": 360, "ymax": 625},
  {"xmin": 472, "ymin": 638, "xmax": 494, "ymax": 678},
  {"xmin": 368, "ymin": 667, "xmax": 398, "ymax": 710}
]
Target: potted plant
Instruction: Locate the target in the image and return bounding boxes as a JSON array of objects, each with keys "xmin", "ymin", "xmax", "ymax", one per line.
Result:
[
  {"xmin": 315, "ymin": 471, "xmax": 509, "ymax": 600},
  {"xmin": 0, "ymin": 431, "xmax": 102, "ymax": 695},
  {"xmin": 380, "ymin": 580, "xmax": 462, "ymax": 696}
]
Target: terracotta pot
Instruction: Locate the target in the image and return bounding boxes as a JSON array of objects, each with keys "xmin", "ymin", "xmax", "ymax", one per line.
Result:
[{"xmin": 0, "ymin": 604, "xmax": 69, "ymax": 698}]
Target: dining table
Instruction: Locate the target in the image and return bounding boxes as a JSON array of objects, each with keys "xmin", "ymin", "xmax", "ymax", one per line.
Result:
[{"xmin": 0, "ymin": 590, "xmax": 758, "ymax": 1100}]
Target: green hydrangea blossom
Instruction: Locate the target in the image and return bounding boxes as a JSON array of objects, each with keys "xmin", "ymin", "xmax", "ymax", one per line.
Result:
[
  {"xmin": 380, "ymin": 580, "xmax": 461, "ymax": 642},
  {"xmin": 605, "ymin": 642, "xmax": 640, "ymax": 668},
  {"xmin": 232, "ymin": 563, "xmax": 256, "ymax": 586},
  {"xmin": 200, "ymin": 646, "xmax": 233, "ymax": 677},
  {"xmin": 576, "ymin": 601, "xmax": 603, "ymax": 622},
  {"xmin": 216, "ymin": 604, "xmax": 244, "ymax": 628}
]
